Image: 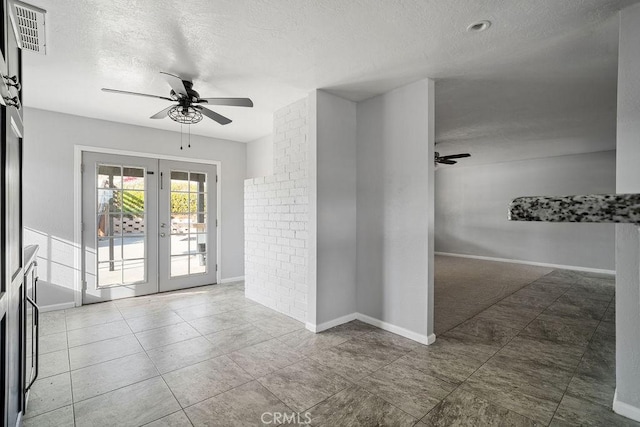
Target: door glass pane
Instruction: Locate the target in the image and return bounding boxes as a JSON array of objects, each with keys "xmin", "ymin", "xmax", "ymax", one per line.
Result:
[
  {"xmin": 169, "ymin": 169, "xmax": 208, "ymax": 277},
  {"xmin": 97, "ymin": 164, "xmax": 146, "ymax": 287}
]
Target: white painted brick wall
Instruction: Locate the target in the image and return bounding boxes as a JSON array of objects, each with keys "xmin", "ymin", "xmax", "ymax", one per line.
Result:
[{"xmin": 244, "ymin": 98, "xmax": 308, "ymax": 322}]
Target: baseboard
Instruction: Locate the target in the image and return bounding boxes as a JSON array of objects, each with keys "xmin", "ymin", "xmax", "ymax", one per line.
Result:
[
  {"xmin": 356, "ymin": 313, "xmax": 436, "ymax": 345},
  {"xmin": 435, "ymin": 252, "xmax": 615, "ymax": 275},
  {"xmin": 220, "ymin": 276, "xmax": 245, "ymax": 284},
  {"xmin": 306, "ymin": 313, "xmax": 357, "ymax": 333},
  {"xmin": 39, "ymin": 302, "xmax": 76, "ymax": 312},
  {"xmin": 613, "ymin": 389, "xmax": 640, "ymax": 422}
]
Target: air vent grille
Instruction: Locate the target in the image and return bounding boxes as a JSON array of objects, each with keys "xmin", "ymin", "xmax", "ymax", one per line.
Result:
[{"xmin": 9, "ymin": 1, "xmax": 47, "ymax": 54}]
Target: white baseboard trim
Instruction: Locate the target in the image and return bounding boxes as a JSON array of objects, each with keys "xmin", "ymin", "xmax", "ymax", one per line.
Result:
[
  {"xmin": 306, "ymin": 313, "xmax": 357, "ymax": 333},
  {"xmin": 39, "ymin": 302, "xmax": 76, "ymax": 312},
  {"xmin": 220, "ymin": 276, "xmax": 245, "ymax": 284},
  {"xmin": 613, "ymin": 389, "xmax": 640, "ymax": 422},
  {"xmin": 435, "ymin": 252, "xmax": 615, "ymax": 275},
  {"xmin": 356, "ymin": 313, "xmax": 436, "ymax": 345}
]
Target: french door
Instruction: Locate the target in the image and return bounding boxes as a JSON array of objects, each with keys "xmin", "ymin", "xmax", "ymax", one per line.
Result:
[{"xmin": 82, "ymin": 152, "xmax": 217, "ymax": 304}]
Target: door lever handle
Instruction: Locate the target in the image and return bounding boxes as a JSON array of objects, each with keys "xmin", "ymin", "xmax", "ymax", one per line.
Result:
[
  {"xmin": 160, "ymin": 233, "xmax": 166, "ymax": 237},
  {"xmin": 160, "ymin": 223, "xmax": 166, "ymax": 228}
]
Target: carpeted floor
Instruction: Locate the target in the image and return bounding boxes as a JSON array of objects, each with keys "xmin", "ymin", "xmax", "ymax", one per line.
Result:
[{"xmin": 434, "ymin": 255, "xmax": 553, "ymax": 334}]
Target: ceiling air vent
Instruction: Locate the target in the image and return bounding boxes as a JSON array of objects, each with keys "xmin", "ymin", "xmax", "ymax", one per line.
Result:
[{"xmin": 9, "ymin": 0, "xmax": 47, "ymax": 54}]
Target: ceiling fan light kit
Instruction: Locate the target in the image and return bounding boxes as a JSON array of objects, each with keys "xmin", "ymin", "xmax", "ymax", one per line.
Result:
[{"xmin": 101, "ymin": 71, "xmax": 253, "ymax": 126}]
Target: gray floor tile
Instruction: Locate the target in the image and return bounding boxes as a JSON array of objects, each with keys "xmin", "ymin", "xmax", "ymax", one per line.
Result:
[
  {"xmin": 71, "ymin": 352, "xmax": 159, "ymax": 402},
  {"xmin": 519, "ymin": 313, "xmax": 598, "ymax": 346},
  {"xmin": 39, "ymin": 311, "xmax": 67, "ymax": 336},
  {"xmin": 204, "ymin": 323, "xmax": 272, "ymax": 355},
  {"xmin": 259, "ymin": 359, "xmax": 353, "ymax": 412},
  {"xmin": 118, "ymin": 302, "xmax": 171, "ymax": 319},
  {"xmin": 276, "ymin": 328, "xmax": 348, "ymax": 356},
  {"xmin": 322, "ymin": 319, "xmax": 377, "ymax": 340},
  {"xmin": 228, "ymin": 338, "xmax": 302, "ymax": 378},
  {"xmin": 125, "ymin": 311, "xmax": 184, "ymax": 333},
  {"xmin": 602, "ymin": 303, "xmax": 615, "ymax": 323},
  {"xmin": 174, "ymin": 301, "xmax": 235, "ymax": 321},
  {"xmin": 74, "ymin": 377, "xmax": 180, "ymax": 427},
  {"xmin": 23, "ymin": 405, "xmax": 74, "ymax": 427},
  {"xmin": 187, "ymin": 311, "xmax": 249, "ymax": 335},
  {"xmin": 135, "ymin": 322, "xmax": 200, "ymax": 351},
  {"xmin": 39, "ymin": 331, "xmax": 68, "ymax": 354},
  {"xmin": 184, "ymin": 381, "xmax": 291, "ymax": 427},
  {"xmin": 461, "ymin": 365, "xmax": 561, "ymax": 424},
  {"xmin": 25, "ymin": 372, "xmax": 73, "ymax": 419},
  {"xmin": 444, "ymin": 317, "xmax": 520, "ymax": 348},
  {"xmin": 39, "ymin": 349, "xmax": 70, "ymax": 379},
  {"xmin": 565, "ymin": 373, "xmax": 616, "ymax": 409},
  {"xmin": 69, "ymin": 334, "xmax": 143, "ymax": 370},
  {"xmin": 394, "ymin": 339, "xmax": 487, "ymax": 385},
  {"xmin": 309, "ymin": 336, "xmax": 407, "ymax": 382},
  {"xmin": 67, "ymin": 319, "xmax": 132, "ymax": 348},
  {"xmin": 65, "ymin": 307, "xmax": 124, "ymax": 330},
  {"xmin": 147, "ymin": 336, "xmax": 220, "ymax": 374},
  {"xmin": 544, "ymin": 294, "xmax": 608, "ymax": 321},
  {"xmin": 144, "ymin": 410, "xmax": 193, "ymax": 426},
  {"xmin": 163, "ymin": 355, "xmax": 253, "ymax": 407},
  {"xmin": 254, "ymin": 313, "xmax": 305, "ymax": 337},
  {"xmin": 421, "ymin": 388, "xmax": 537, "ymax": 426},
  {"xmin": 308, "ymin": 385, "xmax": 417, "ymax": 427},
  {"xmin": 550, "ymin": 394, "xmax": 638, "ymax": 426},
  {"xmin": 475, "ymin": 303, "xmax": 543, "ymax": 329},
  {"xmin": 358, "ymin": 360, "xmax": 454, "ymax": 418}
]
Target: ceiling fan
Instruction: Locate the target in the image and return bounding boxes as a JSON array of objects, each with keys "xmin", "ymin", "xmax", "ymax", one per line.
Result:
[
  {"xmin": 101, "ymin": 72, "xmax": 253, "ymax": 126},
  {"xmin": 435, "ymin": 151, "xmax": 471, "ymax": 165}
]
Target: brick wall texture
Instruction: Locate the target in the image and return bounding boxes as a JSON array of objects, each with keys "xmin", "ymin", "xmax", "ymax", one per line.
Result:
[{"xmin": 244, "ymin": 97, "xmax": 309, "ymax": 322}]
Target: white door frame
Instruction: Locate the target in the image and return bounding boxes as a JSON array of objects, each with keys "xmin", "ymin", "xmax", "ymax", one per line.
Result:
[{"xmin": 73, "ymin": 145, "xmax": 222, "ymax": 307}]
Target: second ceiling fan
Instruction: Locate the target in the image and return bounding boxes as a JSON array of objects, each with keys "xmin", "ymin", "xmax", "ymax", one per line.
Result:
[{"xmin": 102, "ymin": 72, "xmax": 253, "ymax": 125}]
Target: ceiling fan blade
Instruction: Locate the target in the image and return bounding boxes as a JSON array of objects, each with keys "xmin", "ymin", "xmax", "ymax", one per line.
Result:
[
  {"xmin": 438, "ymin": 159, "xmax": 457, "ymax": 165},
  {"xmin": 196, "ymin": 106, "xmax": 232, "ymax": 125},
  {"xmin": 197, "ymin": 97, "xmax": 254, "ymax": 107},
  {"xmin": 102, "ymin": 88, "xmax": 173, "ymax": 101},
  {"xmin": 160, "ymin": 71, "xmax": 188, "ymax": 97},
  {"xmin": 440, "ymin": 153, "xmax": 471, "ymax": 160},
  {"xmin": 150, "ymin": 105, "xmax": 175, "ymax": 119}
]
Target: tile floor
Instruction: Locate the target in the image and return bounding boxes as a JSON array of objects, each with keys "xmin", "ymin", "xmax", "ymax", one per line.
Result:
[{"xmin": 23, "ymin": 272, "xmax": 638, "ymax": 426}]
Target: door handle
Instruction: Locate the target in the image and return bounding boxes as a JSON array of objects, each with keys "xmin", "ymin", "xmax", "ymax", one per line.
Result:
[
  {"xmin": 160, "ymin": 233, "xmax": 166, "ymax": 237},
  {"xmin": 160, "ymin": 223, "xmax": 166, "ymax": 228}
]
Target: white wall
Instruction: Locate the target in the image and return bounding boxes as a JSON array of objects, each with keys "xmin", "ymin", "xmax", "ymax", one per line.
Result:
[
  {"xmin": 244, "ymin": 98, "xmax": 309, "ymax": 321},
  {"xmin": 614, "ymin": 4, "xmax": 640, "ymax": 421},
  {"xmin": 308, "ymin": 90, "xmax": 357, "ymax": 327},
  {"xmin": 246, "ymin": 134, "xmax": 273, "ymax": 178},
  {"xmin": 435, "ymin": 151, "xmax": 616, "ymax": 271},
  {"xmin": 23, "ymin": 108, "xmax": 247, "ymax": 307},
  {"xmin": 356, "ymin": 78, "xmax": 435, "ymax": 343}
]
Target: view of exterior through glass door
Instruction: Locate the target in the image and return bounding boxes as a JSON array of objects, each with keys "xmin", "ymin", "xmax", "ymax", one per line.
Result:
[{"xmin": 82, "ymin": 152, "xmax": 217, "ymax": 303}]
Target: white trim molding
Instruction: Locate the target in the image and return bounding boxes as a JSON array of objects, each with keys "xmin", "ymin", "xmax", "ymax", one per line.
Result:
[
  {"xmin": 220, "ymin": 276, "xmax": 245, "ymax": 284},
  {"xmin": 39, "ymin": 302, "xmax": 76, "ymax": 313},
  {"xmin": 305, "ymin": 311, "xmax": 436, "ymax": 345},
  {"xmin": 306, "ymin": 313, "xmax": 357, "ymax": 333},
  {"xmin": 435, "ymin": 252, "xmax": 615, "ymax": 275},
  {"xmin": 613, "ymin": 389, "xmax": 640, "ymax": 422},
  {"xmin": 356, "ymin": 313, "xmax": 436, "ymax": 345}
]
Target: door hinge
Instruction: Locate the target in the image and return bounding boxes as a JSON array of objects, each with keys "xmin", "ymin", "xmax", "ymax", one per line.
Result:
[
  {"xmin": 216, "ymin": 264, "xmax": 218, "ymax": 271},
  {"xmin": 216, "ymin": 175, "xmax": 218, "ymax": 183},
  {"xmin": 216, "ymin": 219, "xmax": 218, "ymax": 227},
  {"xmin": 160, "ymin": 172, "xmax": 163, "ymax": 190},
  {"xmin": 80, "ymin": 164, "xmax": 84, "ymax": 173}
]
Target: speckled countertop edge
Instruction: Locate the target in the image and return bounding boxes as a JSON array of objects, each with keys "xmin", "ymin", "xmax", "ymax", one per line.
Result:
[{"xmin": 509, "ymin": 194, "xmax": 640, "ymax": 224}]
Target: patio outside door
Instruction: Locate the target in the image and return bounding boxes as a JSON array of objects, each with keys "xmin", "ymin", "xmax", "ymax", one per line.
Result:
[{"xmin": 82, "ymin": 152, "xmax": 217, "ymax": 304}]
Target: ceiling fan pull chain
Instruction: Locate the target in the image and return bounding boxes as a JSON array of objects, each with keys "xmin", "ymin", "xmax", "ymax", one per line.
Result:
[
  {"xmin": 188, "ymin": 124, "xmax": 191, "ymax": 148},
  {"xmin": 180, "ymin": 122, "xmax": 184, "ymax": 150}
]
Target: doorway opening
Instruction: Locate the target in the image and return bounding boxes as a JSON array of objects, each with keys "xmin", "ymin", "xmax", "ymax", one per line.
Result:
[{"xmin": 81, "ymin": 151, "xmax": 219, "ymax": 304}]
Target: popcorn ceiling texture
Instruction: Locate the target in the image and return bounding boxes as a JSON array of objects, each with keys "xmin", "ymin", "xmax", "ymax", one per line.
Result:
[{"xmin": 244, "ymin": 98, "xmax": 309, "ymax": 321}]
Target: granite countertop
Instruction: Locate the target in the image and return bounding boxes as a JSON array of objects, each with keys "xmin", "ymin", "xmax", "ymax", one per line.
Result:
[{"xmin": 509, "ymin": 194, "xmax": 640, "ymax": 224}]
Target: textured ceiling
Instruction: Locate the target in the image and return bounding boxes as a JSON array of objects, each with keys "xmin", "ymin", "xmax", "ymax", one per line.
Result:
[{"xmin": 23, "ymin": 0, "xmax": 637, "ymax": 143}]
